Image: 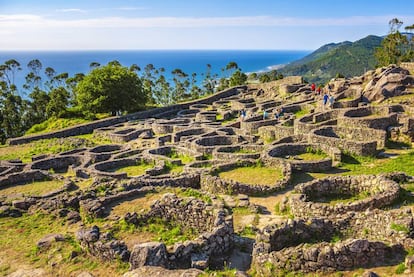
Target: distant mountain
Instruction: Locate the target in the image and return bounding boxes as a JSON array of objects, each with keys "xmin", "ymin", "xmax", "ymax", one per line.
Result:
[{"xmin": 279, "ymin": 35, "xmax": 384, "ymax": 84}]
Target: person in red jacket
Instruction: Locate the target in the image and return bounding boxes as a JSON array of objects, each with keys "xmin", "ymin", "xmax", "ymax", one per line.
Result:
[{"xmin": 311, "ymin": 83, "xmax": 316, "ymax": 93}]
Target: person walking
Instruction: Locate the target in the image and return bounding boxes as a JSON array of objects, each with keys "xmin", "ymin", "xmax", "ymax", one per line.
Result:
[{"xmin": 329, "ymin": 94, "xmax": 335, "ymax": 108}]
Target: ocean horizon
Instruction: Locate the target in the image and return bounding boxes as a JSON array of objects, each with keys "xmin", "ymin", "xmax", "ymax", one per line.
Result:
[{"xmin": 0, "ymin": 50, "xmax": 310, "ymax": 91}]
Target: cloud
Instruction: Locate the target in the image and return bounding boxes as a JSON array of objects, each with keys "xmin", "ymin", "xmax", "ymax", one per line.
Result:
[
  {"xmin": 56, "ymin": 8, "xmax": 86, "ymax": 13},
  {"xmin": 116, "ymin": 7, "xmax": 148, "ymax": 11},
  {"xmin": 1, "ymin": 13, "xmax": 414, "ymax": 30}
]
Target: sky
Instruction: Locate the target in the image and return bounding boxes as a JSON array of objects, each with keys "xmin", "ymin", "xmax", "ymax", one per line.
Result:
[{"xmin": 1, "ymin": 0, "xmax": 414, "ymax": 51}]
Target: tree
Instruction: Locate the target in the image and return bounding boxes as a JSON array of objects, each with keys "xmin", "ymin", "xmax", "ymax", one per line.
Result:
[
  {"xmin": 47, "ymin": 87, "xmax": 69, "ymax": 117},
  {"xmin": 190, "ymin": 73, "xmax": 202, "ymax": 99},
  {"xmin": 202, "ymin": 64, "xmax": 215, "ymax": 95},
  {"xmin": 224, "ymin": 61, "xmax": 239, "ymax": 77},
  {"xmin": 26, "ymin": 87, "xmax": 50, "ymax": 124},
  {"xmin": 75, "ymin": 62, "xmax": 146, "ymax": 115},
  {"xmin": 229, "ymin": 70, "xmax": 247, "ymax": 87},
  {"xmin": 0, "ymin": 59, "xmax": 21, "ymax": 93},
  {"xmin": 154, "ymin": 74, "xmax": 172, "ymax": 106},
  {"xmin": 375, "ymin": 18, "xmax": 413, "ymax": 66},
  {"xmin": 1, "ymin": 93, "xmax": 24, "ymax": 138},
  {"xmin": 171, "ymin": 68, "xmax": 189, "ymax": 102}
]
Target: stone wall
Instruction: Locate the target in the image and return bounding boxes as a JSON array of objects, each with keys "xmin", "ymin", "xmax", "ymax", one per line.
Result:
[
  {"xmin": 258, "ymin": 125, "xmax": 295, "ymax": 143},
  {"xmin": 76, "ymin": 226, "xmax": 130, "ymax": 262},
  {"xmin": 30, "ymin": 155, "xmax": 84, "ymax": 172},
  {"xmin": 7, "ymin": 86, "xmax": 244, "ymax": 145},
  {"xmin": 191, "ymin": 135, "xmax": 242, "ymax": 154},
  {"xmin": 200, "ymin": 160, "xmax": 292, "ymax": 195},
  {"xmin": 253, "ymin": 238, "xmax": 402, "ymax": 274},
  {"xmin": 309, "ymin": 126, "xmax": 378, "ymax": 156},
  {"xmin": 294, "ymin": 109, "xmax": 340, "ymax": 135},
  {"xmin": 264, "ymin": 143, "xmax": 333, "ymax": 172},
  {"xmin": 289, "ymin": 175, "xmax": 400, "ymax": 217},
  {"xmin": 401, "ymin": 62, "xmax": 414, "ymax": 74},
  {"xmin": 127, "ymin": 194, "xmax": 233, "ymax": 270},
  {"xmin": 338, "ymin": 106, "xmax": 398, "ymax": 130},
  {"xmin": 252, "ymin": 212, "xmax": 409, "ymax": 274},
  {"xmin": 0, "ymin": 170, "xmax": 51, "ymax": 188},
  {"xmin": 241, "ymin": 117, "xmax": 280, "ymax": 135},
  {"xmin": 212, "ymin": 145, "xmax": 264, "ymax": 161}
]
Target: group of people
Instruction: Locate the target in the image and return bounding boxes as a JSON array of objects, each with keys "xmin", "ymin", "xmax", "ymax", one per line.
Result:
[
  {"xmin": 240, "ymin": 107, "xmax": 285, "ymax": 121},
  {"xmin": 239, "ymin": 82, "xmax": 334, "ymax": 122},
  {"xmin": 311, "ymin": 82, "xmax": 335, "ymax": 109}
]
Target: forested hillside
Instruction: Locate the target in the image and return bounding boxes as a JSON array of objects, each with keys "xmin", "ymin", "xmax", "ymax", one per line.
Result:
[{"xmin": 279, "ymin": 35, "xmax": 383, "ymax": 84}]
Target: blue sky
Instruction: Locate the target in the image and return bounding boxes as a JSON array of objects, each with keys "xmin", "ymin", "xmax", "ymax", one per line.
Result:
[{"xmin": 1, "ymin": 0, "xmax": 413, "ymax": 50}]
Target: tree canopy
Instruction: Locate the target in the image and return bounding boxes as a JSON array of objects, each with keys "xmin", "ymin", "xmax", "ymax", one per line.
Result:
[
  {"xmin": 375, "ymin": 18, "xmax": 414, "ymax": 67},
  {"xmin": 75, "ymin": 62, "xmax": 146, "ymax": 115}
]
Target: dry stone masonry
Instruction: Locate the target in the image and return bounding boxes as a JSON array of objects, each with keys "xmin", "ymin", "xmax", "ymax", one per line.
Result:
[{"xmin": 1, "ymin": 64, "xmax": 414, "ymax": 275}]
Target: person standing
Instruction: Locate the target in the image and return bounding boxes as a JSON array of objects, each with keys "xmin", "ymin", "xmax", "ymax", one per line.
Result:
[
  {"xmin": 329, "ymin": 95, "xmax": 335, "ymax": 108},
  {"xmin": 323, "ymin": 92, "xmax": 329, "ymax": 109},
  {"xmin": 311, "ymin": 83, "xmax": 316, "ymax": 93}
]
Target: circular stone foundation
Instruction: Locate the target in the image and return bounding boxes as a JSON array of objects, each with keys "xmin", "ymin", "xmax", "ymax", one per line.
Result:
[
  {"xmin": 212, "ymin": 144, "xmax": 263, "ymax": 160},
  {"xmin": 265, "ymin": 143, "xmax": 333, "ymax": 172},
  {"xmin": 201, "ymin": 159, "xmax": 291, "ymax": 195},
  {"xmin": 289, "ymin": 175, "xmax": 400, "ymax": 217}
]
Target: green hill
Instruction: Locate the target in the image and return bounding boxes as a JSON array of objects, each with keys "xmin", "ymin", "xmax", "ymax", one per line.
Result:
[{"xmin": 279, "ymin": 35, "xmax": 383, "ymax": 84}]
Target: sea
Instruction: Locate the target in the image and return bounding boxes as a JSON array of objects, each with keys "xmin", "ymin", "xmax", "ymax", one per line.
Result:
[{"xmin": 0, "ymin": 50, "xmax": 309, "ymax": 91}]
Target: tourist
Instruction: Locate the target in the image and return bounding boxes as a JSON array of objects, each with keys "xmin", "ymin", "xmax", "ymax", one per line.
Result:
[
  {"xmin": 311, "ymin": 83, "xmax": 316, "ymax": 93},
  {"xmin": 323, "ymin": 92, "xmax": 329, "ymax": 106},
  {"xmin": 329, "ymin": 94, "xmax": 335, "ymax": 108},
  {"xmin": 316, "ymin": 86, "xmax": 321, "ymax": 95},
  {"xmin": 263, "ymin": 110, "xmax": 268, "ymax": 120},
  {"xmin": 274, "ymin": 108, "xmax": 280, "ymax": 120},
  {"xmin": 240, "ymin": 109, "xmax": 246, "ymax": 121}
]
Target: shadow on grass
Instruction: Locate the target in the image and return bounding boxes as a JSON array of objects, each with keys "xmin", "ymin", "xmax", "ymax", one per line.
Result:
[
  {"xmin": 340, "ymin": 154, "xmax": 361, "ymax": 164},
  {"xmin": 385, "ymin": 140, "xmax": 412, "ymax": 150}
]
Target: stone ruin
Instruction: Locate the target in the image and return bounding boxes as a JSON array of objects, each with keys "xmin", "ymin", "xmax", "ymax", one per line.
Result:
[{"xmin": 1, "ymin": 64, "xmax": 414, "ymax": 276}]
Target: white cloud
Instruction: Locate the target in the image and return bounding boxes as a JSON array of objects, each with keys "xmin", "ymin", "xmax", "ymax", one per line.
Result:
[
  {"xmin": 1, "ymin": 13, "xmax": 413, "ymax": 50},
  {"xmin": 56, "ymin": 8, "xmax": 86, "ymax": 13},
  {"xmin": 116, "ymin": 7, "xmax": 148, "ymax": 11},
  {"xmin": 1, "ymin": 13, "xmax": 414, "ymax": 30}
]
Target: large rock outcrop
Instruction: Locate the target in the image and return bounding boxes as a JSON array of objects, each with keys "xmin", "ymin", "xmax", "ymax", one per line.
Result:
[{"xmin": 363, "ymin": 65, "xmax": 414, "ymax": 102}]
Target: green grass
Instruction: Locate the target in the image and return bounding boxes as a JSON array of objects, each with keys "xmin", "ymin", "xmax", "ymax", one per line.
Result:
[
  {"xmin": 166, "ymin": 150, "xmax": 195, "ymax": 164},
  {"xmin": 25, "ymin": 117, "xmax": 90, "ymax": 135},
  {"xmin": 114, "ymin": 218, "xmax": 198, "ymax": 246},
  {"xmin": 217, "ymin": 164, "xmax": 284, "ymax": 185},
  {"xmin": 0, "ymin": 213, "xmax": 127, "ymax": 276},
  {"xmin": 294, "ymin": 109, "xmax": 310, "ymax": 118},
  {"xmin": 233, "ymin": 148, "xmax": 258, "ymax": 154},
  {"xmin": 291, "ymin": 152, "xmax": 328, "ymax": 160},
  {"xmin": 338, "ymin": 151, "xmax": 414, "ymax": 176},
  {"xmin": 316, "ymin": 191, "xmax": 371, "ymax": 205},
  {"xmin": 0, "ymin": 137, "xmax": 109, "ymax": 163},
  {"xmin": 221, "ymin": 116, "xmax": 238, "ymax": 125},
  {"xmin": 337, "ymin": 97, "xmax": 354, "ymax": 102},
  {"xmin": 113, "ymin": 161, "xmax": 154, "ymax": 177},
  {"xmin": 390, "ymin": 223, "xmax": 409, "ymax": 234},
  {"xmin": 163, "ymin": 161, "xmax": 184, "ymax": 175},
  {"xmin": 180, "ymin": 188, "xmax": 212, "ymax": 204},
  {"xmin": 0, "ymin": 179, "xmax": 65, "ymax": 198}
]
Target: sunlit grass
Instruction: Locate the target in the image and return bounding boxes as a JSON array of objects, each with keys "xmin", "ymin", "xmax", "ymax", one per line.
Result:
[
  {"xmin": 0, "ymin": 137, "xmax": 100, "ymax": 163},
  {"xmin": 113, "ymin": 162, "xmax": 154, "ymax": 177},
  {"xmin": 0, "ymin": 179, "xmax": 65, "ymax": 198},
  {"xmin": 293, "ymin": 152, "xmax": 328, "ymax": 160},
  {"xmin": 218, "ymin": 165, "xmax": 283, "ymax": 185},
  {"xmin": 0, "ymin": 213, "xmax": 127, "ymax": 276}
]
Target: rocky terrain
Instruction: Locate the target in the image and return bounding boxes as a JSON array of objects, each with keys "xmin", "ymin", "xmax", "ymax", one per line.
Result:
[{"xmin": 1, "ymin": 63, "xmax": 414, "ymax": 276}]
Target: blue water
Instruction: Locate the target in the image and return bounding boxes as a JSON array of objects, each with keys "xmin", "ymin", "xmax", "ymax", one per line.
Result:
[{"xmin": 0, "ymin": 50, "xmax": 309, "ymax": 91}]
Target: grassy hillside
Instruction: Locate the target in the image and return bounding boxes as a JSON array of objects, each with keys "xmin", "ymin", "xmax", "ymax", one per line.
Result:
[{"xmin": 280, "ymin": 35, "xmax": 383, "ymax": 84}]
